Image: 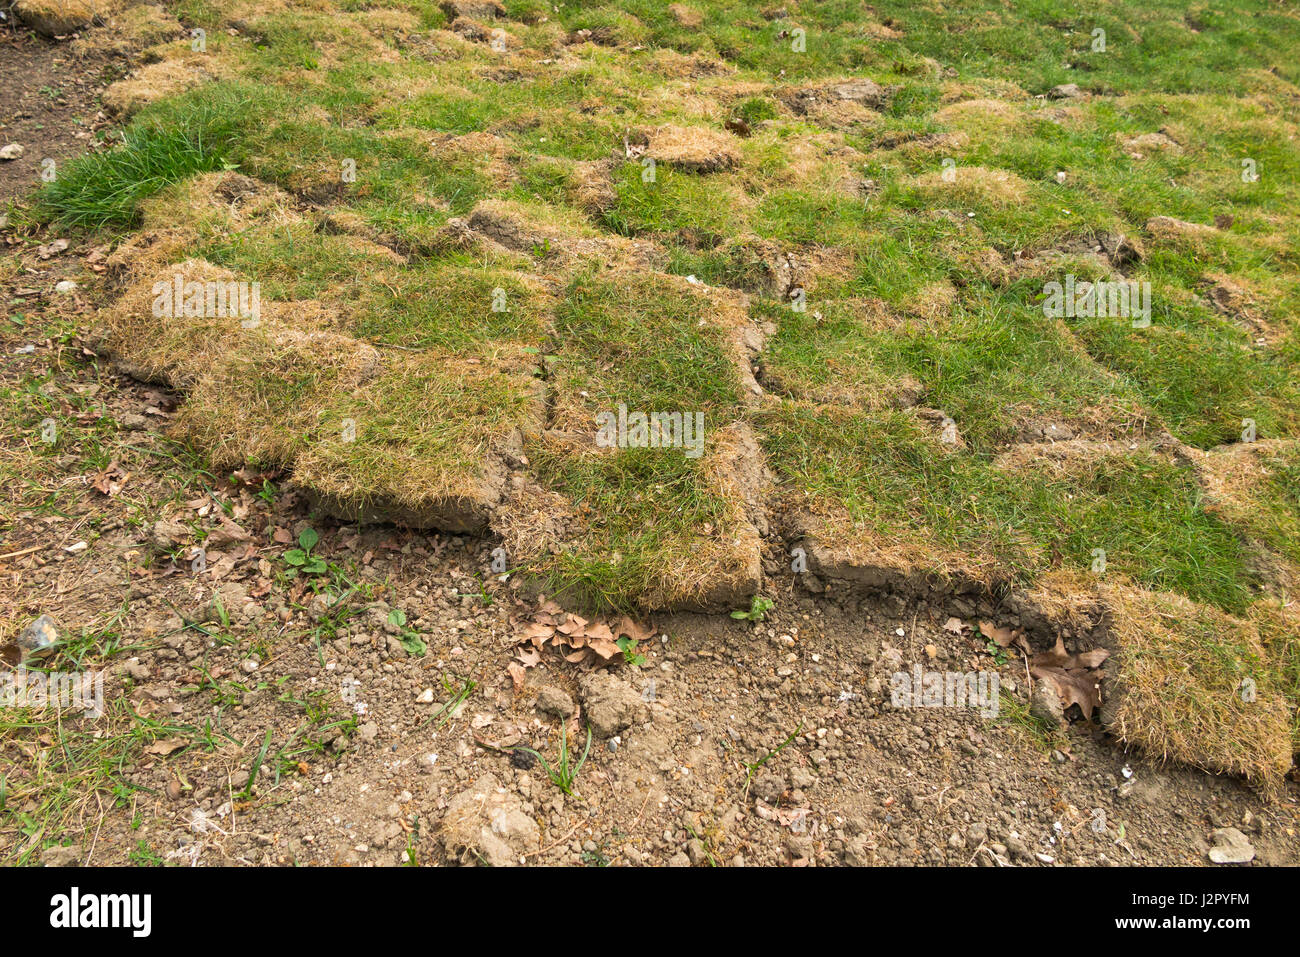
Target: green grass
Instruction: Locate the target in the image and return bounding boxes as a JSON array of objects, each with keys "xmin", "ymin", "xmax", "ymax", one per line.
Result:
[
  {"xmin": 20, "ymin": 0, "xmax": 1300, "ymax": 684},
  {"xmin": 759, "ymin": 402, "xmax": 1258, "ymax": 610},
  {"xmin": 36, "ymin": 102, "xmax": 242, "ymax": 229}
]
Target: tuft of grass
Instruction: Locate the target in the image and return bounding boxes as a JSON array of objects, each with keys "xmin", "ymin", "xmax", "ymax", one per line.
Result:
[
  {"xmin": 510, "ymin": 722, "xmax": 592, "ymax": 796},
  {"xmin": 36, "ymin": 107, "xmax": 240, "ymax": 229}
]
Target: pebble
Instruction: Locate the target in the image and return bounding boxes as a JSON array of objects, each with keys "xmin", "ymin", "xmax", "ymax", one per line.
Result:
[
  {"xmin": 1208, "ymin": 827, "xmax": 1255, "ymax": 864},
  {"xmin": 0, "ymin": 143, "xmax": 24, "ymax": 161}
]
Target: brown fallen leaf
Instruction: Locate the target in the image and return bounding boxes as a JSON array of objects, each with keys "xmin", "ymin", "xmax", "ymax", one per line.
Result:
[
  {"xmin": 506, "ymin": 662, "xmax": 526, "ymax": 691},
  {"xmin": 556, "ymin": 613, "xmax": 589, "ymax": 637},
  {"xmin": 519, "ymin": 622, "xmax": 554, "ymax": 647},
  {"xmin": 144, "ymin": 738, "xmax": 186, "ymax": 757},
  {"xmin": 90, "ymin": 461, "xmax": 129, "ymax": 496},
  {"xmin": 206, "ymin": 518, "xmax": 250, "ymax": 547},
  {"xmin": 1032, "ymin": 665, "xmax": 1104, "ymax": 720},
  {"xmin": 37, "ymin": 238, "xmax": 69, "ymax": 259},
  {"xmin": 1033, "ymin": 635, "xmax": 1110, "ymax": 670},
  {"xmin": 979, "ymin": 620, "xmax": 1031, "ymax": 657},
  {"xmin": 588, "ymin": 636, "xmax": 621, "ymax": 660},
  {"xmin": 615, "ymin": 616, "xmax": 654, "ymax": 643}
]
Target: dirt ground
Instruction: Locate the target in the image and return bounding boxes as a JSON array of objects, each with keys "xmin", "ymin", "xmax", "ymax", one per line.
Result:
[
  {"xmin": 2, "ymin": 16, "xmax": 1298, "ymax": 869},
  {"xmin": 0, "ymin": 25, "xmax": 123, "ymax": 206}
]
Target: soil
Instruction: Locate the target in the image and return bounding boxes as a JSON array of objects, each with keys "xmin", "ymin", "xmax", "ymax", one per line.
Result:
[
  {"xmin": 2, "ymin": 17, "xmax": 1298, "ymax": 869},
  {"xmin": 0, "ymin": 24, "xmax": 123, "ymax": 206}
]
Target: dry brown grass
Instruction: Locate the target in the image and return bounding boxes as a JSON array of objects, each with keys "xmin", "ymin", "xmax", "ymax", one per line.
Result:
[
  {"xmin": 911, "ymin": 165, "xmax": 1032, "ymax": 206},
  {"xmin": 644, "ymin": 124, "xmax": 742, "ymax": 173},
  {"xmin": 71, "ymin": 2, "xmax": 183, "ymax": 57},
  {"xmin": 1103, "ymin": 585, "xmax": 1293, "ymax": 791}
]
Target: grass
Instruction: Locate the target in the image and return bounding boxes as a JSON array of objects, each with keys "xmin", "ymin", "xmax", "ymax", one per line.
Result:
[
  {"xmin": 17, "ymin": 0, "xmax": 1300, "ymax": 784},
  {"xmin": 510, "ymin": 721, "xmax": 593, "ymax": 797},
  {"xmin": 35, "ymin": 104, "xmax": 241, "ymax": 230}
]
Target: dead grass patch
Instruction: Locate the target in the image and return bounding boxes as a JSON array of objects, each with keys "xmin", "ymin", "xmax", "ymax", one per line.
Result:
[
  {"xmin": 643, "ymin": 124, "xmax": 741, "ymax": 173},
  {"xmin": 101, "ymin": 55, "xmax": 212, "ymax": 118},
  {"xmin": 1103, "ymin": 585, "xmax": 1293, "ymax": 791},
  {"xmin": 911, "ymin": 165, "xmax": 1032, "ymax": 206}
]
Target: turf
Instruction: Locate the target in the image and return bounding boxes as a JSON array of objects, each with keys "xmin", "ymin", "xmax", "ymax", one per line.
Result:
[{"xmin": 24, "ymin": 0, "xmax": 1300, "ymax": 782}]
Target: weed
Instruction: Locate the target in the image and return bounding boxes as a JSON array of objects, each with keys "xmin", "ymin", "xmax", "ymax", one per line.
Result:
[
  {"xmin": 742, "ymin": 722, "xmax": 804, "ymax": 794},
  {"xmin": 510, "ymin": 722, "xmax": 592, "ymax": 797},
  {"xmin": 731, "ymin": 596, "xmax": 775, "ymax": 622},
  {"xmin": 283, "ymin": 527, "xmax": 327, "ymax": 577}
]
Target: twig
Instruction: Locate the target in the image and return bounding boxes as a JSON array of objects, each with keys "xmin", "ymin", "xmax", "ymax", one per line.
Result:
[{"xmin": 0, "ymin": 545, "xmax": 42, "ymax": 561}]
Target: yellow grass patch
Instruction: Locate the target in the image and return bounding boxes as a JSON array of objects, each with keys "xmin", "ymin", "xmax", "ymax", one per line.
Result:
[
  {"xmin": 644, "ymin": 124, "xmax": 742, "ymax": 172},
  {"xmin": 101, "ymin": 54, "xmax": 213, "ymax": 118},
  {"xmin": 1102, "ymin": 585, "xmax": 1293, "ymax": 790},
  {"xmin": 911, "ymin": 165, "xmax": 1032, "ymax": 206}
]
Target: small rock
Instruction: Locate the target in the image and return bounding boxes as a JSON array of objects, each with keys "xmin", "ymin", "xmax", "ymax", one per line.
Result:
[
  {"xmin": 1029, "ymin": 679, "xmax": 1065, "ymax": 727},
  {"xmin": 54, "ymin": 280, "xmax": 77, "ymax": 295},
  {"xmin": 440, "ymin": 774, "xmax": 539, "ymax": 867},
  {"xmin": 149, "ymin": 519, "xmax": 189, "ymax": 551},
  {"xmin": 1048, "ymin": 83, "xmax": 1082, "ymax": 99},
  {"xmin": 40, "ymin": 844, "xmax": 81, "ymax": 867},
  {"xmin": 535, "ymin": 685, "xmax": 575, "ymax": 718},
  {"xmin": 1208, "ymin": 827, "xmax": 1255, "ymax": 864},
  {"xmin": 577, "ymin": 671, "xmax": 648, "ymax": 737},
  {"xmin": 17, "ymin": 615, "xmax": 59, "ymax": 660},
  {"xmin": 124, "ymin": 658, "xmax": 150, "ymax": 681},
  {"xmin": 0, "ymin": 144, "xmax": 23, "ymax": 161},
  {"xmin": 686, "ymin": 839, "xmax": 709, "ymax": 865},
  {"xmin": 752, "ymin": 770, "xmax": 786, "ymax": 804}
]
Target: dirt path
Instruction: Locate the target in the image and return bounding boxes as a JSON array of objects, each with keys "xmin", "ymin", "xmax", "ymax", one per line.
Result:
[{"xmin": 0, "ymin": 26, "xmax": 120, "ymax": 206}]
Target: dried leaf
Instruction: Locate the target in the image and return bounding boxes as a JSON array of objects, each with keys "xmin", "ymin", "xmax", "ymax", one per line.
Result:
[
  {"xmin": 144, "ymin": 738, "xmax": 186, "ymax": 757},
  {"xmin": 90, "ymin": 462, "xmax": 128, "ymax": 496},
  {"xmin": 1032, "ymin": 665, "xmax": 1104, "ymax": 720},
  {"xmin": 556, "ymin": 613, "xmax": 589, "ymax": 637},
  {"xmin": 506, "ymin": 663, "xmax": 526, "ymax": 691},
  {"xmin": 615, "ymin": 616, "xmax": 654, "ymax": 642}
]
